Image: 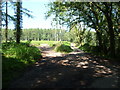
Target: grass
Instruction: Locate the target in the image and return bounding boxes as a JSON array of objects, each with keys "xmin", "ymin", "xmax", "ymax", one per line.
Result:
[
  {"xmin": 21, "ymin": 40, "xmax": 58, "ymax": 46},
  {"xmin": 54, "ymin": 44, "xmax": 73, "ymax": 53},
  {"xmin": 22, "ymin": 40, "xmax": 72, "ymax": 53},
  {"xmin": 21, "ymin": 40, "xmax": 71, "ymax": 47},
  {"xmin": 2, "ymin": 42, "xmax": 42, "ymax": 88}
]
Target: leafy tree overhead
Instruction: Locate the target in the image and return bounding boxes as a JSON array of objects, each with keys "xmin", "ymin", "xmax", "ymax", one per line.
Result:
[{"xmin": 46, "ymin": 1, "xmax": 119, "ymax": 58}]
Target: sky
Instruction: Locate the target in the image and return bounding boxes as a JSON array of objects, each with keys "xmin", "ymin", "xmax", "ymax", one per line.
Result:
[
  {"xmin": 22, "ymin": 1, "xmax": 53, "ymax": 29},
  {"xmin": 3, "ymin": 0, "xmax": 66, "ymax": 30},
  {"xmin": 2, "ymin": 0, "xmax": 94, "ymax": 31}
]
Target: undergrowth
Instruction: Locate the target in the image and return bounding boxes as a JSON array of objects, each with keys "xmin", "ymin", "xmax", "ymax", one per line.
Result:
[
  {"xmin": 79, "ymin": 43, "xmax": 120, "ymax": 61},
  {"xmin": 2, "ymin": 42, "xmax": 42, "ymax": 88}
]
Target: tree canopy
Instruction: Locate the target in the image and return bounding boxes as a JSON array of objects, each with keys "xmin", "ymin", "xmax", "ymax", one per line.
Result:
[{"xmin": 46, "ymin": 1, "xmax": 120, "ymax": 58}]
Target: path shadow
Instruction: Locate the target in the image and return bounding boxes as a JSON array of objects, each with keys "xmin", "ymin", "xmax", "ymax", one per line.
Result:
[{"xmin": 10, "ymin": 51, "xmax": 120, "ymax": 88}]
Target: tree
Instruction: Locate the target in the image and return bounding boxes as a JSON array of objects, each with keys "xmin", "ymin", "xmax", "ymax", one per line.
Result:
[
  {"xmin": 46, "ymin": 1, "xmax": 119, "ymax": 58},
  {"xmin": 92, "ymin": 2, "xmax": 116, "ymax": 57},
  {"xmin": 14, "ymin": 1, "xmax": 33, "ymax": 43},
  {"xmin": 5, "ymin": 1, "xmax": 8, "ymax": 42},
  {"xmin": 0, "ymin": 0, "xmax": 2, "ymax": 43},
  {"xmin": 14, "ymin": 1, "xmax": 22, "ymax": 43}
]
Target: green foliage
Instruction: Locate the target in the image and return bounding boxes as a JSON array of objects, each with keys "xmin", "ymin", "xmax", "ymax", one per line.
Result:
[
  {"xmin": 2, "ymin": 42, "xmax": 42, "ymax": 88},
  {"xmin": 79, "ymin": 43, "xmax": 91, "ymax": 52},
  {"xmin": 2, "ymin": 42, "xmax": 41, "ymax": 61},
  {"xmin": 79, "ymin": 43, "xmax": 100, "ymax": 54},
  {"xmin": 21, "ymin": 40, "xmax": 71, "ymax": 47},
  {"xmin": 47, "ymin": 2, "xmax": 120, "ymax": 58},
  {"xmin": 2, "ymin": 56, "xmax": 28, "ymax": 88},
  {"xmin": 55, "ymin": 44, "xmax": 73, "ymax": 53},
  {"xmin": 62, "ymin": 41, "xmax": 71, "ymax": 46},
  {"xmin": 2, "ymin": 28, "xmax": 70, "ymax": 42}
]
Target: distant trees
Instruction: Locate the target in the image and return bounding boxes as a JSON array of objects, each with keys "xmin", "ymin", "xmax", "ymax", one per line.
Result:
[
  {"xmin": 2, "ymin": 28, "xmax": 69, "ymax": 41},
  {"xmin": 21, "ymin": 28, "xmax": 68, "ymax": 41}
]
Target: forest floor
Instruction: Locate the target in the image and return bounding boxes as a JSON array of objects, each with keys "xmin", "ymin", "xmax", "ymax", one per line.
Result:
[{"xmin": 9, "ymin": 44, "xmax": 120, "ymax": 88}]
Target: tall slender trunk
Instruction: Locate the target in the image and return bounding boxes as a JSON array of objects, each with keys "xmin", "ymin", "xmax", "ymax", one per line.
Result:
[
  {"xmin": 16, "ymin": 2, "xmax": 22, "ymax": 43},
  {"xmin": 5, "ymin": 2, "xmax": 8, "ymax": 42},
  {"xmin": 0, "ymin": 1, "xmax": 2, "ymax": 89},
  {"xmin": 0, "ymin": 1, "xmax": 2, "ymax": 32}
]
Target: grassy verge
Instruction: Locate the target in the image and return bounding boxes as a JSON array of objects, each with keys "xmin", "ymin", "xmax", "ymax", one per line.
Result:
[{"xmin": 2, "ymin": 42, "xmax": 42, "ymax": 88}]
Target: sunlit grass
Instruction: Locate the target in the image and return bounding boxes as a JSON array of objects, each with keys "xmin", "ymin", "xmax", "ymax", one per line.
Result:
[
  {"xmin": 21, "ymin": 40, "xmax": 71, "ymax": 47},
  {"xmin": 54, "ymin": 44, "xmax": 73, "ymax": 53}
]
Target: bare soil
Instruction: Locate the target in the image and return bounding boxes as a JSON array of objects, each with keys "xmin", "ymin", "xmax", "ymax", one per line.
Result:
[{"xmin": 9, "ymin": 44, "xmax": 120, "ymax": 88}]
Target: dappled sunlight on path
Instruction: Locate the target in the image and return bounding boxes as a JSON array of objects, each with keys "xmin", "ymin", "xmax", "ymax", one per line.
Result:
[
  {"xmin": 42, "ymin": 50, "xmax": 64, "ymax": 57},
  {"xmin": 9, "ymin": 44, "xmax": 120, "ymax": 88}
]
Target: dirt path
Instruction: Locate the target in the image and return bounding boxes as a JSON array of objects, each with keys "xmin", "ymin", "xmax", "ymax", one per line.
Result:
[{"xmin": 9, "ymin": 44, "xmax": 120, "ymax": 88}]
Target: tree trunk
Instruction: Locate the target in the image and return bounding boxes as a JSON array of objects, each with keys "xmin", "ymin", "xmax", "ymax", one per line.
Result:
[
  {"xmin": 106, "ymin": 14, "xmax": 115, "ymax": 57},
  {"xmin": 15, "ymin": 2, "xmax": 22, "ymax": 43},
  {"xmin": 104, "ymin": 3, "xmax": 115, "ymax": 57},
  {"xmin": 96, "ymin": 30, "xmax": 102, "ymax": 53},
  {"xmin": 0, "ymin": 1, "xmax": 2, "ymax": 31},
  {"xmin": 95, "ymin": 17, "xmax": 102, "ymax": 53},
  {"xmin": 0, "ymin": 0, "xmax": 2, "ymax": 45},
  {"xmin": 94, "ymin": 3, "xmax": 115, "ymax": 57},
  {"xmin": 5, "ymin": 2, "xmax": 8, "ymax": 43}
]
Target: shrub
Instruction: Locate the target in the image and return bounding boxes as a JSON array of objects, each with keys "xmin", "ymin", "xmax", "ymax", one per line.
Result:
[
  {"xmin": 62, "ymin": 41, "xmax": 71, "ymax": 46},
  {"xmin": 2, "ymin": 42, "xmax": 42, "ymax": 88},
  {"xmin": 79, "ymin": 43, "xmax": 91, "ymax": 52},
  {"xmin": 79, "ymin": 43, "xmax": 100, "ymax": 55},
  {"xmin": 2, "ymin": 42, "xmax": 41, "ymax": 63},
  {"xmin": 55, "ymin": 44, "xmax": 73, "ymax": 53}
]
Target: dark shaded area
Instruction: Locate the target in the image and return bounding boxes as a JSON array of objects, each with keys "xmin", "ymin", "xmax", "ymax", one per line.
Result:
[
  {"xmin": 9, "ymin": 47, "xmax": 120, "ymax": 88},
  {"xmin": 2, "ymin": 42, "xmax": 42, "ymax": 88}
]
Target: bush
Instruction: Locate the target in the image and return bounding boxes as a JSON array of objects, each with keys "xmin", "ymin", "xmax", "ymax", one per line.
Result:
[
  {"xmin": 79, "ymin": 43, "xmax": 91, "ymax": 52},
  {"xmin": 2, "ymin": 42, "xmax": 42, "ymax": 88},
  {"xmin": 55, "ymin": 44, "xmax": 73, "ymax": 53},
  {"xmin": 79, "ymin": 43, "xmax": 99, "ymax": 52},
  {"xmin": 62, "ymin": 41, "xmax": 71, "ymax": 46},
  {"xmin": 2, "ymin": 42, "xmax": 41, "ymax": 62}
]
